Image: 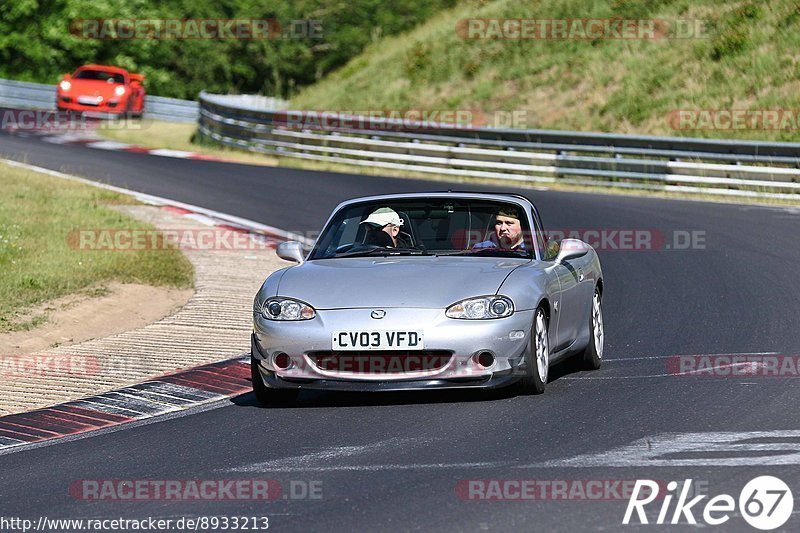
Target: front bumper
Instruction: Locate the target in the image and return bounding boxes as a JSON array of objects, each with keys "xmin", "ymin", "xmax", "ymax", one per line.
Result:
[
  {"xmin": 252, "ymin": 307, "xmax": 534, "ymax": 391},
  {"xmin": 57, "ymin": 94, "xmax": 129, "ymax": 115}
]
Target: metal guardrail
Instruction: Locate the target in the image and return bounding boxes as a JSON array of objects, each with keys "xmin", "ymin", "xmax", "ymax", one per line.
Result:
[
  {"xmin": 0, "ymin": 78, "xmax": 199, "ymax": 122},
  {"xmin": 142, "ymin": 94, "xmax": 199, "ymax": 123},
  {"xmin": 198, "ymin": 92, "xmax": 800, "ymax": 201}
]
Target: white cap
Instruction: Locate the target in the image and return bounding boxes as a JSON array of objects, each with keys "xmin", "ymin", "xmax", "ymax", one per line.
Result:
[{"xmin": 360, "ymin": 207, "xmax": 404, "ymax": 228}]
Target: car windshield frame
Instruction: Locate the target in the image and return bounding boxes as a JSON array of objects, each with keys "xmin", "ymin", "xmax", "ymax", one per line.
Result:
[
  {"xmin": 73, "ymin": 70, "xmax": 126, "ymax": 84},
  {"xmin": 308, "ymin": 197, "xmax": 538, "ymax": 261}
]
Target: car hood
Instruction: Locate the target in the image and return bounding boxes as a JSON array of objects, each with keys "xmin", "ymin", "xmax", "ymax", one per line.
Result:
[
  {"xmin": 68, "ymin": 79, "xmax": 122, "ymax": 97},
  {"xmin": 276, "ymin": 256, "xmax": 529, "ymax": 309}
]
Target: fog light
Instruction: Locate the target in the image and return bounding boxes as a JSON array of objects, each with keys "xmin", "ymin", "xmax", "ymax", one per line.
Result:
[
  {"xmin": 509, "ymin": 330, "xmax": 525, "ymax": 340},
  {"xmin": 474, "ymin": 351, "xmax": 495, "ymax": 368},
  {"xmin": 273, "ymin": 352, "xmax": 292, "ymax": 370}
]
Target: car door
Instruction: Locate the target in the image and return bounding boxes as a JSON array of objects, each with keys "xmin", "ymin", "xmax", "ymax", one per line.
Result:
[
  {"xmin": 551, "ymin": 258, "xmax": 584, "ymax": 350},
  {"xmin": 532, "ymin": 208, "xmax": 584, "ymax": 352}
]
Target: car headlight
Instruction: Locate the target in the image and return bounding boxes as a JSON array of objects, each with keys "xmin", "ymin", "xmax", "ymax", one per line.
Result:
[
  {"xmin": 114, "ymin": 85, "xmax": 126, "ymax": 96},
  {"xmin": 59, "ymin": 80, "xmax": 71, "ymax": 91},
  {"xmin": 260, "ymin": 297, "xmax": 316, "ymax": 321},
  {"xmin": 446, "ymin": 296, "xmax": 514, "ymax": 319}
]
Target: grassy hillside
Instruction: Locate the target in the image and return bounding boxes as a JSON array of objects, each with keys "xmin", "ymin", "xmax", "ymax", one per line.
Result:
[
  {"xmin": 293, "ymin": 0, "xmax": 800, "ymax": 141},
  {"xmin": 0, "ymin": 0, "xmax": 456, "ymax": 99}
]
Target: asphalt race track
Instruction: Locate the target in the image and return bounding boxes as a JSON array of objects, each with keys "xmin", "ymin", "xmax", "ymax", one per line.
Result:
[{"xmin": 2, "ymin": 131, "xmax": 800, "ymax": 532}]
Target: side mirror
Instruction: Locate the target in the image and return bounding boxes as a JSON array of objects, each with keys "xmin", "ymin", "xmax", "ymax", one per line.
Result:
[
  {"xmin": 276, "ymin": 241, "xmax": 305, "ymax": 263},
  {"xmin": 545, "ymin": 239, "xmax": 560, "ymax": 261},
  {"xmin": 555, "ymin": 238, "xmax": 590, "ymax": 263},
  {"xmin": 63, "ymin": 73, "xmax": 72, "ymax": 80}
]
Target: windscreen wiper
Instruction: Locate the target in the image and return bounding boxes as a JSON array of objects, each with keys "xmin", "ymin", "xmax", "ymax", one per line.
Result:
[
  {"xmin": 334, "ymin": 247, "xmax": 428, "ymax": 258},
  {"xmin": 434, "ymin": 249, "xmax": 533, "ymax": 258}
]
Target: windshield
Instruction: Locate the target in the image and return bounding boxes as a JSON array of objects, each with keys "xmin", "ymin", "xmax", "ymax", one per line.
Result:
[
  {"xmin": 309, "ymin": 198, "xmax": 535, "ymax": 260},
  {"xmin": 74, "ymin": 70, "xmax": 125, "ymax": 83}
]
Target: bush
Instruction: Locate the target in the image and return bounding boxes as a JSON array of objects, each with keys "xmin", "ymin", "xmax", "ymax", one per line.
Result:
[{"xmin": 0, "ymin": 0, "xmax": 457, "ymax": 99}]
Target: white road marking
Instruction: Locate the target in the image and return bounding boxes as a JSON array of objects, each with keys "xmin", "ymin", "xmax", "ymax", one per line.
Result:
[
  {"xmin": 537, "ymin": 430, "xmax": 800, "ymax": 467},
  {"xmin": 603, "ymin": 352, "xmax": 778, "ymax": 362},
  {"xmin": 40, "ymin": 133, "xmax": 93, "ymax": 144},
  {"xmin": 106, "ymin": 391, "xmax": 183, "ymax": 413},
  {"xmin": 0, "ymin": 394, "xmax": 235, "ymax": 457},
  {"xmin": 183, "ymin": 213, "xmax": 218, "ymax": 226},
  {"xmin": 68, "ymin": 399, "xmax": 143, "ymax": 418},
  {"xmin": 229, "ymin": 462, "xmax": 508, "ymax": 473},
  {"xmin": 0, "ymin": 437, "xmax": 26, "ymax": 448},
  {"xmin": 562, "ymin": 376, "xmax": 672, "ymax": 380},
  {"xmin": 567, "ymin": 352, "xmax": 784, "ymax": 379},
  {"xmin": 136, "ymin": 381, "xmax": 221, "ymax": 401},
  {"xmin": 149, "ymin": 148, "xmax": 194, "ymax": 158},
  {"xmin": 230, "ymin": 437, "xmax": 442, "ymax": 472},
  {"xmin": 563, "ymin": 363, "xmax": 776, "ymax": 380},
  {"xmin": 86, "ymin": 141, "xmax": 134, "ymax": 151}
]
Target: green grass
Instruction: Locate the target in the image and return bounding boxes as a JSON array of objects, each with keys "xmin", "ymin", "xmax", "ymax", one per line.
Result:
[
  {"xmin": 292, "ymin": 0, "xmax": 800, "ymax": 141},
  {"xmin": 98, "ymin": 120, "xmax": 280, "ymax": 167},
  {"xmin": 0, "ymin": 162, "xmax": 193, "ymax": 332}
]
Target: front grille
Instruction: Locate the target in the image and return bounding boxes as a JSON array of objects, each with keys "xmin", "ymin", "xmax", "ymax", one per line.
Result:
[
  {"xmin": 309, "ymin": 351, "xmax": 452, "ymax": 374},
  {"xmin": 77, "ymin": 97, "xmax": 102, "ymax": 106}
]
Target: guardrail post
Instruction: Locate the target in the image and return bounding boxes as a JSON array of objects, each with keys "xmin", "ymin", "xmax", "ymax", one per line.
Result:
[{"xmin": 193, "ymin": 91, "xmax": 800, "ymax": 200}]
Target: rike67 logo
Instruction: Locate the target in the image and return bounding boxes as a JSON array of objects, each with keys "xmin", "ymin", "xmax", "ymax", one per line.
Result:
[{"xmin": 624, "ymin": 477, "xmax": 793, "ymax": 530}]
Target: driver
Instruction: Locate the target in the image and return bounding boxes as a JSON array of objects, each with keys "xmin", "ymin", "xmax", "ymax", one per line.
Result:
[
  {"xmin": 472, "ymin": 206, "xmax": 526, "ymax": 251},
  {"xmin": 360, "ymin": 207, "xmax": 411, "ymax": 248}
]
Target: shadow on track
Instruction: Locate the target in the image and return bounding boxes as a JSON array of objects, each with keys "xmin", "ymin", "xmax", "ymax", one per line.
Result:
[{"xmin": 231, "ymin": 359, "xmax": 585, "ymax": 409}]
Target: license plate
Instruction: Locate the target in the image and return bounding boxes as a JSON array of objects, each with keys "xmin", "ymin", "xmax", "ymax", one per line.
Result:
[
  {"xmin": 332, "ymin": 330, "xmax": 424, "ymax": 351},
  {"xmin": 78, "ymin": 96, "xmax": 101, "ymax": 105}
]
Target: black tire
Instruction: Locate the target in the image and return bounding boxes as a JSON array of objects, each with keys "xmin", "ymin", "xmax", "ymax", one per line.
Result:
[
  {"xmin": 580, "ymin": 288, "xmax": 604, "ymax": 370},
  {"xmin": 251, "ymin": 355, "xmax": 298, "ymax": 405},
  {"xmin": 516, "ymin": 307, "xmax": 549, "ymax": 395}
]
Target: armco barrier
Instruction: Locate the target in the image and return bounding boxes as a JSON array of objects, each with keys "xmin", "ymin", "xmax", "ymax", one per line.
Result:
[
  {"xmin": 197, "ymin": 92, "xmax": 800, "ymax": 201},
  {"xmin": 0, "ymin": 78, "xmax": 199, "ymax": 123}
]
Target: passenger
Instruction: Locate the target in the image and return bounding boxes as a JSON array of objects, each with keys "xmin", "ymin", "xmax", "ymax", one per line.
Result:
[
  {"xmin": 360, "ymin": 207, "xmax": 411, "ymax": 248},
  {"xmin": 472, "ymin": 206, "xmax": 526, "ymax": 251}
]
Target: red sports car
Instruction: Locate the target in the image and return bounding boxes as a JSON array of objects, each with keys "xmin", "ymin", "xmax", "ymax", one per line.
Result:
[{"xmin": 56, "ymin": 65, "xmax": 145, "ymax": 116}]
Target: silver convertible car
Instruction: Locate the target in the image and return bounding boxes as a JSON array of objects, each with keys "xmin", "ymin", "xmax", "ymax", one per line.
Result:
[{"xmin": 251, "ymin": 192, "xmax": 604, "ymax": 403}]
